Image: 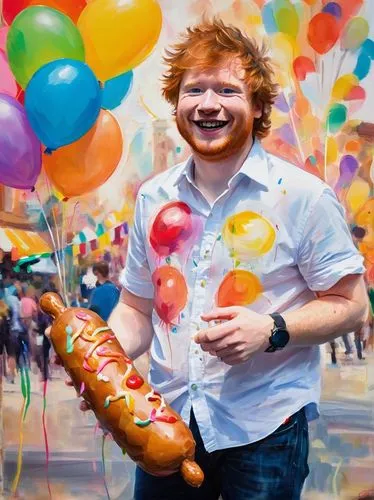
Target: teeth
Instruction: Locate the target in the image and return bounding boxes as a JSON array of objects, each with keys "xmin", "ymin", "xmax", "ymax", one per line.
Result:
[{"xmin": 199, "ymin": 121, "xmax": 226, "ymax": 128}]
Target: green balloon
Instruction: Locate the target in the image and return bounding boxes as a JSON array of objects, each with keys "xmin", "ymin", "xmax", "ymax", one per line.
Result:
[
  {"xmin": 6, "ymin": 6, "xmax": 85, "ymax": 89},
  {"xmin": 327, "ymin": 104, "xmax": 347, "ymax": 133}
]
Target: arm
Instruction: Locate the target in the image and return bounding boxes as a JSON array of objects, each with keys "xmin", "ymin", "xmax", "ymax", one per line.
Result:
[
  {"xmin": 284, "ymin": 273, "xmax": 368, "ymax": 346},
  {"xmin": 108, "ymin": 287, "xmax": 154, "ymax": 359}
]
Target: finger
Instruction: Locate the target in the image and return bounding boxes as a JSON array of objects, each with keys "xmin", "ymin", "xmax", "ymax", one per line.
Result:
[
  {"xmin": 215, "ymin": 345, "xmax": 238, "ymax": 358},
  {"xmin": 200, "ymin": 336, "xmax": 238, "ymax": 353},
  {"xmin": 195, "ymin": 320, "xmax": 237, "ymax": 344},
  {"xmin": 64, "ymin": 378, "xmax": 74, "ymax": 387},
  {"xmin": 201, "ymin": 307, "xmax": 239, "ymax": 323},
  {"xmin": 79, "ymin": 400, "xmax": 92, "ymax": 412},
  {"xmin": 45, "ymin": 326, "xmax": 52, "ymax": 338},
  {"xmin": 221, "ymin": 353, "xmax": 248, "ymax": 365}
]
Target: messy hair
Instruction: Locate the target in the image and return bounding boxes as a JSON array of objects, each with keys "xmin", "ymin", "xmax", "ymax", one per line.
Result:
[{"xmin": 162, "ymin": 18, "xmax": 278, "ymax": 139}]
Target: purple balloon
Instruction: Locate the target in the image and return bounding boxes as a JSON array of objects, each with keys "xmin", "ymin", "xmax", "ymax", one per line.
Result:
[
  {"xmin": 0, "ymin": 93, "xmax": 41, "ymax": 189},
  {"xmin": 322, "ymin": 2, "xmax": 342, "ymax": 19},
  {"xmin": 335, "ymin": 155, "xmax": 358, "ymax": 191}
]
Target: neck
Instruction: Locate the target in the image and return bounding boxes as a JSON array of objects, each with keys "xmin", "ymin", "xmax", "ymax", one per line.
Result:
[
  {"xmin": 97, "ymin": 277, "xmax": 107, "ymax": 285},
  {"xmin": 192, "ymin": 136, "xmax": 254, "ymax": 203}
]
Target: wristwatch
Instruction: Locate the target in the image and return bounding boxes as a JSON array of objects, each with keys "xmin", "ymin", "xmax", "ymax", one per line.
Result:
[{"xmin": 265, "ymin": 313, "xmax": 290, "ymax": 352}]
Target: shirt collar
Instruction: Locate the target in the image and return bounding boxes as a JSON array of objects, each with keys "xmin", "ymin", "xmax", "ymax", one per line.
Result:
[{"xmin": 172, "ymin": 139, "xmax": 269, "ymax": 190}]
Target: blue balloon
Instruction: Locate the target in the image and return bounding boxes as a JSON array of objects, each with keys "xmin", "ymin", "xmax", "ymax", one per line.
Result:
[
  {"xmin": 102, "ymin": 71, "xmax": 133, "ymax": 110},
  {"xmin": 354, "ymin": 52, "xmax": 371, "ymax": 80},
  {"xmin": 362, "ymin": 39, "xmax": 374, "ymax": 60},
  {"xmin": 262, "ymin": 3, "xmax": 277, "ymax": 35},
  {"xmin": 25, "ymin": 59, "xmax": 102, "ymax": 151}
]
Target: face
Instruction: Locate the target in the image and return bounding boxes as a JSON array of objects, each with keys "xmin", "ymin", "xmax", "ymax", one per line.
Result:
[{"xmin": 176, "ymin": 59, "xmax": 262, "ymax": 161}]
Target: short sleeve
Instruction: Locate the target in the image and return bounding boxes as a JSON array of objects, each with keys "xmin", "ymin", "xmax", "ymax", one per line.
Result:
[
  {"xmin": 297, "ymin": 187, "xmax": 365, "ymax": 291},
  {"xmin": 119, "ymin": 191, "xmax": 154, "ymax": 299}
]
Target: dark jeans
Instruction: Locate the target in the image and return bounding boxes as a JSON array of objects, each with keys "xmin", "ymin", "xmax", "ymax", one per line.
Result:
[{"xmin": 134, "ymin": 407, "xmax": 309, "ymax": 500}]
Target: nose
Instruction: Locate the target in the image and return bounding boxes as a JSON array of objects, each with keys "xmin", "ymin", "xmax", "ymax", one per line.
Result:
[{"xmin": 196, "ymin": 89, "xmax": 221, "ymax": 114}]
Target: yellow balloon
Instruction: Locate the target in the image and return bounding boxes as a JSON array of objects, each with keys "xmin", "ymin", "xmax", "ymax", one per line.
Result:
[
  {"xmin": 331, "ymin": 74, "xmax": 358, "ymax": 101},
  {"xmin": 346, "ymin": 178, "xmax": 370, "ymax": 215},
  {"xmin": 222, "ymin": 211, "xmax": 276, "ymax": 261},
  {"xmin": 78, "ymin": 0, "xmax": 162, "ymax": 81},
  {"xmin": 326, "ymin": 137, "xmax": 338, "ymax": 164}
]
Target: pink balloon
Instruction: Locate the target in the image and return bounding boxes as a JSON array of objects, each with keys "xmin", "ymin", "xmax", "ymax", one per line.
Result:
[
  {"xmin": 0, "ymin": 50, "xmax": 17, "ymax": 97},
  {"xmin": 0, "ymin": 27, "xmax": 9, "ymax": 51}
]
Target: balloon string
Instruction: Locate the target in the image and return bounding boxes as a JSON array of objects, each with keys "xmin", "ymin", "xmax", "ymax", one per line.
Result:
[
  {"xmin": 42, "ymin": 379, "xmax": 52, "ymax": 498},
  {"xmin": 11, "ymin": 351, "xmax": 31, "ymax": 496},
  {"xmin": 282, "ymin": 88, "xmax": 305, "ymax": 165},
  {"xmin": 102, "ymin": 433, "xmax": 111, "ymax": 500},
  {"xmin": 35, "ymin": 188, "xmax": 65, "ymax": 295}
]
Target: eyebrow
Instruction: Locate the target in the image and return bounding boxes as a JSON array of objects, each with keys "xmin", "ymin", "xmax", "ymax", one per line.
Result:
[{"xmin": 181, "ymin": 81, "xmax": 243, "ymax": 91}]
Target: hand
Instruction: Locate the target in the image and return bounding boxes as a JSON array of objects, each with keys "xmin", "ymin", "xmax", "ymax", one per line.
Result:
[{"xmin": 194, "ymin": 306, "xmax": 273, "ymax": 365}]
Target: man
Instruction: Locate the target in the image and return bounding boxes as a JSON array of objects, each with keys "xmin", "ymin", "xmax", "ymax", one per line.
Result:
[
  {"xmin": 77, "ymin": 19, "xmax": 367, "ymax": 499},
  {"xmin": 88, "ymin": 261, "xmax": 120, "ymax": 321}
]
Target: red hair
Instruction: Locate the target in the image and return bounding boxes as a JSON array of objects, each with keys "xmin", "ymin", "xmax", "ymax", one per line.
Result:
[{"xmin": 162, "ymin": 18, "xmax": 278, "ymax": 139}]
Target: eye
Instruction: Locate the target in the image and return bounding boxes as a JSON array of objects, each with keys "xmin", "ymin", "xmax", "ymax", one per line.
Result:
[
  {"xmin": 219, "ymin": 88, "xmax": 236, "ymax": 95},
  {"xmin": 188, "ymin": 88, "xmax": 203, "ymax": 94}
]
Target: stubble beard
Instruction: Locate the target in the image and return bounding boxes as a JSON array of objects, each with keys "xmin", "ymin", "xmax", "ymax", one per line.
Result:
[{"xmin": 176, "ymin": 114, "xmax": 253, "ymax": 162}]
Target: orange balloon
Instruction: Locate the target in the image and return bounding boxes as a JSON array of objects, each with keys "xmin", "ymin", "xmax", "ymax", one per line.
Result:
[
  {"xmin": 217, "ymin": 270, "xmax": 263, "ymax": 307},
  {"xmin": 345, "ymin": 140, "xmax": 361, "ymax": 153},
  {"xmin": 3, "ymin": 0, "xmax": 87, "ymax": 24},
  {"xmin": 152, "ymin": 266, "xmax": 188, "ymax": 324},
  {"xmin": 43, "ymin": 110, "xmax": 122, "ymax": 198}
]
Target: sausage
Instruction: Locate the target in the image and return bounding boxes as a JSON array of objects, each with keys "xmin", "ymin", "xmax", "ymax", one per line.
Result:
[{"xmin": 39, "ymin": 292, "xmax": 204, "ymax": 488}]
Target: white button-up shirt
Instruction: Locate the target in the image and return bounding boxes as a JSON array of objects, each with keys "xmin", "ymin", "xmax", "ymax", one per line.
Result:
[{"xmin": 120, "ymin": 140, "xmax": 364, "ymax": 452}]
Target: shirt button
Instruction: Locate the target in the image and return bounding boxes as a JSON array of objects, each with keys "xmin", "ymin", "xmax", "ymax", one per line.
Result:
[{"xmin": 191, "ymin": 383, "xmax": 198, "ymax": 391}]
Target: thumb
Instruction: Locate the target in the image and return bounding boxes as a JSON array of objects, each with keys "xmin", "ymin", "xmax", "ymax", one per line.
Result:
[{"xmin": 201, "ymin": 307, "xmax": 239, "ymax": 322}]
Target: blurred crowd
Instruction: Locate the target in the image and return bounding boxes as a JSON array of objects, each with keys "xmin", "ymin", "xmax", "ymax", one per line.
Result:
[{"xmin": 0, "ymin": 260, "xmax": 120, "ymax": 387}]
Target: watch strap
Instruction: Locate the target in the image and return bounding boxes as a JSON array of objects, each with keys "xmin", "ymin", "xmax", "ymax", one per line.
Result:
[{"xmin": 269, "ymin": 312, "xmax": 286, "ymax": 330}]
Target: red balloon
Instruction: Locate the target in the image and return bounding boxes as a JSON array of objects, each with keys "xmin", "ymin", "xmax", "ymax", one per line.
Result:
[
  {"xmin": 150, "ymin": 201, "xmax": 193, "ymax": 257},
  {"xmin": 308, "ymin": 13, "xmax": 340, "ymax": 54},
  {"xmin": 293, "ymin": 56, "xmax": 316, "ymax": 81},
  {"xmin": 3, "ymin": 0, "xmax": 87, "ymax": 25},
  {"xmin": 152, "ymin": 266, "xmax": 188, "ymax": 325}
]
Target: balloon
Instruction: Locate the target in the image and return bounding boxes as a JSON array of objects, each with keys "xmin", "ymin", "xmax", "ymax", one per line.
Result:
[
  {"xmin": 0, "ymin": 93, "xmax": 41, "ymax": 189},
  {"xmin": 78, "ymin": 0, "xmax": 162, "ymax": 82},
  {"xmin": 353, "ymin": 52, "xmax": 371, "ymax": 80},
  {"xmin": 341, "ymin": 17, "xmax": 369, "ymax": 50},
  {"xmin": 345, "ymin": 86, "xmax": 365, "ymax": 101},
  {"xmin": 25, "ymin": 59, "xmax": 102, "ymax": 151},
  {"xmin": 335, "ymin": 155, "xmax": 359, "ymax": 190},
  {"xmin": 307, "ymin": 13, "xmax": 340, "ymax": 54},
  {"xmin": 273, "ymin": 0, "xmax": 299, "ymax": 38},
  {"xmin": 15, "ymin": 83, "xmax": 25, "ymax": 105},
  {"xmin": 217, "ymin": 270, "xmax": 263, "ymax": 308},
  {"xmin": 345, "ymin": 140, "xmax": 361, "ymax": 153},
  {"xmin": 222, "ymin": 211, "xmax": 276, "ymax": 261},
  {"xmin": 43, "ymin": 110, "xmax": 122, "ymax": 198},
  {"xmin": 326, "ymin": 137, "xmax": 338, "ymax": 164},
  {"xmin": 322, "ymin": 2, "xmax": 342, "ymax": 18},
  {"xmin": 150, "ymin": 202, "xmax": 193, "ymax": 257},
  {"xmin": 362, "ymin": 39, "xmax": 374, "ymax": 60},
  {"xmin": 0, "ymin": 50, "xmax": 17, "ymax": 97},
  {"xmin": 152, "ymin": 266, "xmax": 188, "ymax": 324},
  {"xmin": 3, "ymin": 0, "xmax": 87, "ymax": 25},
  {"xmin": 0, "ymin": 27, "xmax": 9, "ymax": 51},
  {"xmin": 262, "ymin": 3, "xmax": 278, "ymax": 34},
  {"xmin": 102, "ymin": 71, "xmax": 133, "ymax": 110},
  {"xmin": 327, "ymin": 104, "xmax": 347, "ymax": 133},
  {"xmin": 293, "ymin": 56, "xmax": 315, "ymax": 81},
  {"xmin": 6, "ymin": 6, "xmax": 85, "ymax": 89},
  {"xmin": 345, "ymin": 178, "xmax": 370, "ymax": 215},
  {"xmin": 331, "ymin": 74, "xmax": 358, "ymax": 100}
]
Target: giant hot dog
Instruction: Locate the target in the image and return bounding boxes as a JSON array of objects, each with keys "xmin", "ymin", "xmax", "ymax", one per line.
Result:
[{"xmin": 39, "ymin": 292, "xmax": 204, "ymax": 487}]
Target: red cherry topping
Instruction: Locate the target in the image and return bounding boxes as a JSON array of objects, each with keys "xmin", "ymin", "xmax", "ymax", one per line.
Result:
[{"xmin": 126, "ymin": 374, "xmax": 144, "ymax": 390}]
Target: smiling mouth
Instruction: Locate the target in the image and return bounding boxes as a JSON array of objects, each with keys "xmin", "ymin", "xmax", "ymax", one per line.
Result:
[{"xmin": 193, "ymin": 120, "xmax": 229, "ymax": 130}]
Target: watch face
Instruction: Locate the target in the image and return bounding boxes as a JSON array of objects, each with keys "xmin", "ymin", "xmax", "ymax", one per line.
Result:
[{"xmin": 272, "ymin": 328, "xmax": 289, "ymax": 348}]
